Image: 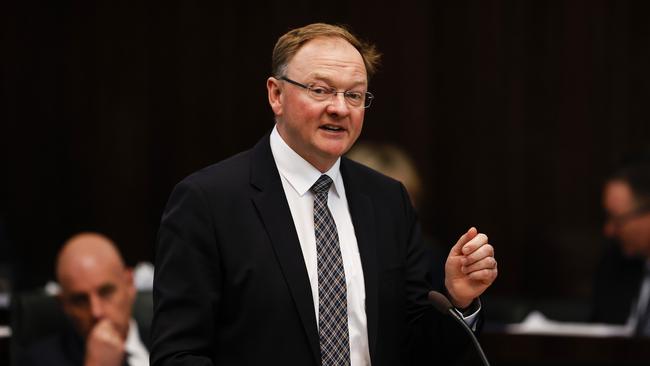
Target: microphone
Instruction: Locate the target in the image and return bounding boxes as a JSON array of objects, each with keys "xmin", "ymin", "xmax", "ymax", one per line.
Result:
[{"xmin": 428, "ymin": 291, "xmax": 490, "ymax": 366}]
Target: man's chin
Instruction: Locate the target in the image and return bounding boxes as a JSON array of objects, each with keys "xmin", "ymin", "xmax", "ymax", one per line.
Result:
[{"xmin": 316, "ymin": 140, "xmax": 353, "ymax": 158}]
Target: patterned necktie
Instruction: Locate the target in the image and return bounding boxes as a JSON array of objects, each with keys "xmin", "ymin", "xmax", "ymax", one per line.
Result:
[{"xmin": 312, "ymin": 174, "xmax": 350, "ymax": 366}]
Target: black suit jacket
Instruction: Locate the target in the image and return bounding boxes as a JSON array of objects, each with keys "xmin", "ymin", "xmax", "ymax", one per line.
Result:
[
  {"xmin": 151, "ymin": 135, "xmax": 470, "ymax": 366},
  {"xmin": 18, "ymin": 321, "xmax": 150, "ymax": 366},
  {"xmin": 591, "ymin": 241, "xmax": 645, "ymax": 324}
]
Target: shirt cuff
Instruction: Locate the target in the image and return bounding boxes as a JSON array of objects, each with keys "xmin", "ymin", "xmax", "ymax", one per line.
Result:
[{"xmin": 457, "ymin": 298, "xmax": 481, "ymax": 331}]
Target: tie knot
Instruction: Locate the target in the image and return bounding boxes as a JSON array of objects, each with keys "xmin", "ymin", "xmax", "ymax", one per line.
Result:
[{"xmin": 311, "ymin": 175, "xmax": 333, "ymax": 194}]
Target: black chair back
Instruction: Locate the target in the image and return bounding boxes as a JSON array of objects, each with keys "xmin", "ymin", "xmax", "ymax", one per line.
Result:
[{"xmin": 10, "ymin": 290, "xmax": 152, "ymax": 365}]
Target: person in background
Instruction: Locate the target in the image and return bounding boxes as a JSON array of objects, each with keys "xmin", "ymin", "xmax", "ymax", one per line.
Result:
[
  {"xmin": 346, "ymin": 143, "xmax": 423, "ymax": 209},
  {"xmin": 20, "ymin": 232, "xmax": 149, "ymax": 366},
  {"xmin": 346, "ymin": 142, "xmax": 446, "ymax": 288},
  {"xmin": 592, "ymin": 157, "xmax": 650, "ymax": 336}
]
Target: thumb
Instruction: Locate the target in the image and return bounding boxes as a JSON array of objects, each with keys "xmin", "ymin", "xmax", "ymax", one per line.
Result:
[{"xmin": 449, "ymin": 227, "xmax": 478, "ymax": 256}]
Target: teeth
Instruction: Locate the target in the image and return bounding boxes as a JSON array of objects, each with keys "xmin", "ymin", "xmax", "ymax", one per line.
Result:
[{"xmin": 323, "ymin": 125, "xmax": 342, "ymax": 131}]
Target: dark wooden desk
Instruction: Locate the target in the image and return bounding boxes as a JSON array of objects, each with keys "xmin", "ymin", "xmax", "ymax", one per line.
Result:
[
  {"xmin": 480, "ymin": 332, "xmax": 650, "ymax": 366},
  {"xmin": 0, "ymin": 336, "xmax": 7, "ymax": 366}
]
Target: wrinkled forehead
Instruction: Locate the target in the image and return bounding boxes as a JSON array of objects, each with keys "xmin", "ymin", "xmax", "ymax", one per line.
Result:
[
  {"xmin": 59, "ymin": 257, "xmax": 126, "ymax": 292},
  {"xmin": 286, "ymin": 37, "xmax": 367, "ymax": 84}
]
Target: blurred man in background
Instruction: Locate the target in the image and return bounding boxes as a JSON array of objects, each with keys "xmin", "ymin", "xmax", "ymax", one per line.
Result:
[
  {"xmin": 20, "ymin": 232, "xmax": 149, "ymax": 366},
  {"xmin": 346, "ymin": 142, "xmax": 446, "ymax": 288},
  {"xmin": 592, "ymin": 158, "xmax": 650, "ymax": 336},
  {"xmin": 346, "ymin": 142, "xmax": 423, "ymax": 209}
]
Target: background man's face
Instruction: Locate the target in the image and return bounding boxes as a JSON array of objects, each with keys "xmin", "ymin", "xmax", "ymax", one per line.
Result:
[
  {"xmin": 603, "ymin": 180, "xmax": 650, "ymax": 257},
  {"xmin": 271, "ymin": 37, "xmax": 367, "ymax": 171},
  {"xmin": 58, "ymin": 257, "xmax": 135, "ymax": 339}
]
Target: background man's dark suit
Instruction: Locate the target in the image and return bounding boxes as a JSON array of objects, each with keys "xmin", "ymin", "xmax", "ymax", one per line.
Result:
[
  {"xmin": 591, "ymin": 242, "xmax": 645, "ymax": 324},
  {"xmin": 151, "ymin": 134, "xmax": 470, "ymax": 366},
  {"xmin": 19, "ymin": 321, "xmax": 151, "ymax": 366}
]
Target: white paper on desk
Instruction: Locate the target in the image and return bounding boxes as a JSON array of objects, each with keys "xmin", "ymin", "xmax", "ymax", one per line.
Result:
[
  {"xmin": 0, "ymin": 326, "xmax": 11, "ymax": 338},
  {"xmin": 506, "ymin": 311, "xmax": 634, "ymax": 337}
]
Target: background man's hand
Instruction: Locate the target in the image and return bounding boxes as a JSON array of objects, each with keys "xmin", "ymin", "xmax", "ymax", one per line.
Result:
[
  {"xmin": 84, "ymin": 319, "xmax": 126, "ymax": 366},
  {"xmin": 444, "ymin": 227, "xmax": 498, "ymax": 309}
]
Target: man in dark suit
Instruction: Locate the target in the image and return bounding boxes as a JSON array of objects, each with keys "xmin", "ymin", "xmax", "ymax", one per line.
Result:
[
  {"xmin": 592, "ymin": 160, "xmax": 650, "ymax": 335},
  {"xmin": 151, "ymin": 23, "xmax": 498, "ymax": 365},
  {"xmin": 20, "ymin": 233, "xmax": 149, "ymax": 366}
]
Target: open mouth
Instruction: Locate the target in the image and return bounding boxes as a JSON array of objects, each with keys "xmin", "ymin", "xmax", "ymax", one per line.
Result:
[{"xmin": 320, "ymin": 124, "xmax": 345, "ymax": 132}]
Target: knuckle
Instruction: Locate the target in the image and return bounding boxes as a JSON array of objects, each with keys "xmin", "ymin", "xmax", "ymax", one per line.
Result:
[
  {"xmin": 471, "ymin": 270, "xmax": 488, "ymax": 280},
  {"xmin": 476, "ymin": 271, "xmax": 492, "ymax": 281}
]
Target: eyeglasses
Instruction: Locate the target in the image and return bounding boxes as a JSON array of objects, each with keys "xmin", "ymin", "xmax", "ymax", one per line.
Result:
[
  {"xmin": 606, "ymin": 205, "xmax": 650, "ymax": 228},
  {"xmin": 278, "ymin": 76, "xmax": 374, "ymax": 108}
]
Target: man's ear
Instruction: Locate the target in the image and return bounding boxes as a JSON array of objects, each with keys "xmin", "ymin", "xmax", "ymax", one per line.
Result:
[
  {"xmin": 124, "ymin": 267, "xmax": 136, "ymax": 300},
  {"xmin": 267, "ymin": 77, "xmax": 283, "ymax": 116}
]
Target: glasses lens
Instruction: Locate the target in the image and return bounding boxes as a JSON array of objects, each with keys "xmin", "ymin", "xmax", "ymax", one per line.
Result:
[
  {"xmin": 344, "ymin": 91, "xmax": 365, "ymax": 107},
  {"xmin": 308, "ymin": 85, "xmax": 334, "ymax": 101}
]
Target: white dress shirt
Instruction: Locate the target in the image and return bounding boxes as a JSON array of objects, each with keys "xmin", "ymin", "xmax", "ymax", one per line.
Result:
[
  {"xmin": 269, "ymin": 125, "xmax": 479, "ymax": 365},
  {"xmin": 627, "ymin": 261, "xmax": 650, "ymax": 333},
  {"xmin": 270, "ymin": 126, "xmax": 371, "ymax": 365},
  {"xmin": 125, "ymin": 319, "xmax": 149, "ymax": 366}
]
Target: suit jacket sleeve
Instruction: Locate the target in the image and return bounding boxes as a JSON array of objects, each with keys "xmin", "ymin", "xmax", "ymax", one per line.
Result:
[
  {"xmin": 398, "ymin": 183, "xmax": 476, "ymax": 364},
  {"xmin": 151, "ymin": 178, "xmax": 220, "ymax": 366}
]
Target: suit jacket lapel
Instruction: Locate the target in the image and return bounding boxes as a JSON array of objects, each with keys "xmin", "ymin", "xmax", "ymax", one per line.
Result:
[
  {"xmin": 341, "ymin": 158, "xmax": 379, "ymax": 362},
  {"xmin": 249, "ymin": 135, "xmax": 321, "ymax": 365}
]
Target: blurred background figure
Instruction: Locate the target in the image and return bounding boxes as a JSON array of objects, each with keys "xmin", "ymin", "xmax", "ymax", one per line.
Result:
[
  {"xmin": 591, "ymin": 153, "xmax": 650, "ymax": 336},
  {"xmin": 347, "ymin": 142, "xmax": 423, "ymax": 209},
  {"xmin": 346, "ymin": 142, "xmax": 446, "ymax": 288},
  {"xmin": 18, "ymin": 232, "xmax": 149, "ymax": 366}
]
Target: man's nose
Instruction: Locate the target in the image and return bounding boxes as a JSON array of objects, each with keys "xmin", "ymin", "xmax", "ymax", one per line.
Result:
[
  {"xmin": 89, "ymin": 294, "xmax": 105, "ymax": 319},
  {"xmin": 326, "ymin": 93, "xmax": 351, "ymax": 116}
]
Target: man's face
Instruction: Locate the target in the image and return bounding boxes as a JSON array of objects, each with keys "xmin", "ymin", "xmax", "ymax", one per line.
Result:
[
  {"xmin": 58, "ymin": 257, "xmax": 135, "ymax": 340},
  {"xmin": 603, "ymin": 180, "xmax": 650, "ymax": 257},
  {"xmin": 268, "ymin": 37, "xmax": 368, "ymax": 172}
]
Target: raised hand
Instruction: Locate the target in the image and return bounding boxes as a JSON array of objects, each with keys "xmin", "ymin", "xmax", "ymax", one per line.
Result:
[
  {"xmin": 444, "ymin": 227, "xmax": 498, "ymax": 309},
  {"xmin": 84, "ymin": 319, "xmax": 126, "ymax": 366}
]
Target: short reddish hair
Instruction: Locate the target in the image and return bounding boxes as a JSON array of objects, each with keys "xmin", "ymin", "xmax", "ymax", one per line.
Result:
[{"xmin": 272, "ymin": 23, "xmax": 381, "ymax": 80}]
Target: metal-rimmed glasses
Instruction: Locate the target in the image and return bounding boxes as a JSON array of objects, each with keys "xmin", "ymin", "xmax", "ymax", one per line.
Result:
[
  {"xmin": 606, "ymin": 204, "xmax": 650, "ymax": 229},
  {"xmin": 278, "ymin": 76, "xmax": 374, "ymax": 108}
]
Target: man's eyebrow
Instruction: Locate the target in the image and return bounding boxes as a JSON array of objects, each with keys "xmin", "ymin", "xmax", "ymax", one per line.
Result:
[
  {"xmin": 99, "ymin": 282, "xmax": 116, "ymax": 289},
  {"xmin": 309, "ymin": 74, "xmax": 367, "ymax": 88},
  {"xmin": 64, "ymin": 292, "xmax": 89, "ymax": 304},
  {"xmin": 98, "ymin": 282, "xmax": 117, "ymax": 293},
  {"xmin": 307, "ymin": 74, "xmax": 334, "ymax": 84},
  {"xmin": 67, "ymin": 291, "xmax": 88, "ymax": 299}
]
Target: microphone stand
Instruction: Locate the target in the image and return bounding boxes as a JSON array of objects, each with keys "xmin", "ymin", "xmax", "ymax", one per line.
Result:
[{"xmin": 428, "ymin": 291, "xmax": 490, "ymax": 366}]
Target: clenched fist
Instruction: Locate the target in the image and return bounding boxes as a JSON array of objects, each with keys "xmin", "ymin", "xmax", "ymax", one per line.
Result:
[{"xmin": 84, "ymin": 319, "xmax": 126, "ymax": 366}]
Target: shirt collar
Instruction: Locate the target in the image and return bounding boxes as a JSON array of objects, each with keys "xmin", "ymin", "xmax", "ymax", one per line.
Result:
[
  {"xmin": 125, "ymin": 319, "xmax": 148, "ymax": 357},
  {"xmin": 270, "ymin": 125, "xmax": 343, "ymax": 198}
]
